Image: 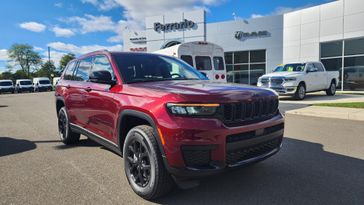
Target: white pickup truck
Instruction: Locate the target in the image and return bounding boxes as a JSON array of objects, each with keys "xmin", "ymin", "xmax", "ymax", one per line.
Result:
[{"xmin": 257, "ymin": 62, "xmax": 339, "ymax": 100}]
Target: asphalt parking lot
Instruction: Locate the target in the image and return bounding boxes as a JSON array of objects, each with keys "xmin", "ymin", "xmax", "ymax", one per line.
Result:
[{"xmin": 1, "ymin": 92, "xmax": 363, "ymax": 205}]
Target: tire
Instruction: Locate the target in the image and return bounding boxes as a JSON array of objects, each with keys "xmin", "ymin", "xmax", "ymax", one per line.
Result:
[
  {"xmin": 326, "ymin": 81, "xmax": 336, "ymax": 96},
  {"xmin": 123, "ymin": 125, "xmax": 174, "ymax": 200},
  {"xmin": 58, "ymin": 107, "xmax": 80, "ymax": 145},
  {"xmin": 294, "ymin": 83, "xmax": 306, "ymax": 100}
]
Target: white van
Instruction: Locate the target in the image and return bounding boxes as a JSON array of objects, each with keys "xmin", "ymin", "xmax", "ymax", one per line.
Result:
[
  {"xmin": 154, "ymin": 41, "xmax": 227, "ymax": 82},
  {"xmin": 33, "ymin": 77, "xmax": 52, "ymax": 92},
  {"xmin": 15, "ymin": 79, "xmax": 33, "ymax": 93},
  {"xmin": 0, "ymin": 79, "xmax": 15, "ymax": 94}
]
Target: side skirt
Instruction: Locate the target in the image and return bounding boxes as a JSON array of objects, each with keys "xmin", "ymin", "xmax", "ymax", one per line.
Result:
[{"xmin": 70, "ymin": 123, "xmax": 122, "ymax": 156}]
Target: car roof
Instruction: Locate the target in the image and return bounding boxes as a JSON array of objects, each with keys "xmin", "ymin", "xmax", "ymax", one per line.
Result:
[{"xmin": 0, "ymin": 79, "xmax": 13, "ymax": 82}]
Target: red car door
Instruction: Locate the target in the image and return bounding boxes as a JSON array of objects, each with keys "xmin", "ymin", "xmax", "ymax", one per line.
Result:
[
  {"xmin": 70, "ymin": 57, "xmax": 93, "ymax": 128},
  {"xmin": 84, "ymin": 55, "xmax": 120, "ymax": 143}
]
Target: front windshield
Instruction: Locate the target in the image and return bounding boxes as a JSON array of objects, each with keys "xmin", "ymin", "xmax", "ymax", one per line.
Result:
[
  {"xmin": 39, "ymin": 80, "xmax": 50, "ymax": 84},
  {"xmin": 274, "ymin": 63, "xmax": 305, "ymax": 72},
  {"xmin": 20, "ymin": 81, "xmax": 32, "ymax": 85},
  {"xmin": 113, "ymin": 53, "xmax": 207, "ymax": 84},
  {"xmin": 0, "ymin": 81, "xmax": 12, "ymax": 86}
]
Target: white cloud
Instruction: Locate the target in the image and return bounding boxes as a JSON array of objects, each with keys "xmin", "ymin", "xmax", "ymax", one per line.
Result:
[
  {"xmin": 81, "ymin": 0, "xmax": 119, "ymax": 11},
  {"xmin": 47, "ymin": 42, "xmax": 123, "ymax": 55},
  {"xmin": 34, "ymin": 47, "xmax": 44, "ymax": 51},
  {"xmin": 52, "ymin": 26, "xmax": 75, "ymax": 37},
  {"xmin": 66, "ymin": 14, "xmax": 117, "ymax": 34},
  {"xmin": 82, "ymin": 0, "xmax": 224, "ymax": 28},
  {"xmin": 19, "ymin": 22, "xmax": 46, "ymax": 32},
  {"xmin": 0, "ymin": 49, "xmax": 9, "ymax": 61},
  {"xmin": 54, "ymin": 2, "xmax": 63, "ymax": 8},
  {"xmin": 250, "ymin": 14, "xmax": 264, "ymax": 19}
]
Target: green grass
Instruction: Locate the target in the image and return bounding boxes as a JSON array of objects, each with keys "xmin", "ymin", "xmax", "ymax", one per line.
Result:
[{"xmin": 314, "ymin": 102, "xmax": 364, "ymax": 109}]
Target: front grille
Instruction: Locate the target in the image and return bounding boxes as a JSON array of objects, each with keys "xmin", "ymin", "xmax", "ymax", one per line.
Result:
[
  {"xmin": 181, "ymin": 146, "xmax": 212, "ymax": 168},
  {"xmin": 221, "ymin": 98, "xmax": 279, "ymax": 127},
  {"xmin": 270, "ymin": 78, "xmax": 284, "ymax": 85},
  {"xmin": 226, "ymin": 138, "xmax": 282, "ymax": 165},
  {"xmin": 226, "ymin": 123, "xmax": 284, "ymax": 143}
]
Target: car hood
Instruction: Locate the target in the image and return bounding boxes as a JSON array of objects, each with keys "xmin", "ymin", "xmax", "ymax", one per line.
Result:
[
  {"xmin": 125, "ymin": 80, "xmax": 277, "ymax": 102},
  {"xmin": 261, "ymin": 72, "xmax": 302, "ymax": 78}
]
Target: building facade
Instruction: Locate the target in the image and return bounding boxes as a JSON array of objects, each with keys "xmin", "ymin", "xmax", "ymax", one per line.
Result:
[{"xmin": 123, "ymin": 0, "xmax": 364, "ymax": 91}]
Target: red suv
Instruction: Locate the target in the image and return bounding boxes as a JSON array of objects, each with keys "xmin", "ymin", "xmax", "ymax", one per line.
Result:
[{"xmin": 55, "ymin": 51, "xmax": 284, "ymax": 199}]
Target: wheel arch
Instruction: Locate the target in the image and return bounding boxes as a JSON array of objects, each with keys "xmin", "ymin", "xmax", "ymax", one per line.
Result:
[
  {"xmin": 56, "ymin": 96, "xmax": 65, "ymax": 116},
  {"xmin": 117, "ymin": 110, "xmax": 166, "ymax": 159}
]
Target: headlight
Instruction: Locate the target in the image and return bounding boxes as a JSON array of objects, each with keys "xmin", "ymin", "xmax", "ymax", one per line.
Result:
[
  {"xmin": 166, "ymin": 103, "xmax": 219, "ymax": 116},
  {"xmin": 284, "ymin": 77, "xmax": 296, "ymax": 82}
]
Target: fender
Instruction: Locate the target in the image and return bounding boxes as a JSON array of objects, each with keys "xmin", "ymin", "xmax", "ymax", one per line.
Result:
[{"xmin": 117, "ymin": 109, "xmax": 168, "ymax": 165}]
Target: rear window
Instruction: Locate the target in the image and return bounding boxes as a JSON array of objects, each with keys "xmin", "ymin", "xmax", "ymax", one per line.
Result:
[
  {"xmin": 39, "ymin": 80, "xmax": 50, "ymax": 84},
  {"xmin": 20, "ymin": 81, "xmax": 32, "ymax": 85},
  {"xmin": 195, "ymin": 56, "xmax": 212, "ymax": 71},
  {"xmin": 0, "ymin": 81, "xmax": 12, "ymax": 86},
  {"xmin": 213, "ymin": 56, "xmax": 225, "ymax": 70},
  {"xmin": 181, "ymin": 55, "xmax": 193, "ymax": 67}
]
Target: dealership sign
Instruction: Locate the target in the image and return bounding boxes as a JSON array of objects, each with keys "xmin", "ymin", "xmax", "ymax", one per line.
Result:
[
  {"xmin": 154, "ymin": 19, "xmax": 196, "ymax": 32},
  {"xmin": 235, "ymin": 30, "xmax": 269, "ymax": 40},
  {"xmin": 129, "ymin": 37, "xmax": 147, "ymax": 44}
]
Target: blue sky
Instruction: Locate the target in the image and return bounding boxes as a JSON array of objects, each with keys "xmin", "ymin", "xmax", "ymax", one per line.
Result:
[{"xmin": 0, "ymin": 0, "xmax": 333, "ymax": 72}]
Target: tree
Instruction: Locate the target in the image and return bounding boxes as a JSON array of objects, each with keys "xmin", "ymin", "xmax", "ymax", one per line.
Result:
[
  {"xmin": 36, "ymin": 61, "xmax": 56, "ymax": 78},
  {"xmin": 8, "ymin": 44, "xmax": 42, "ymax": 77},
  {"xmin": 12, "ymin": 70, "xmax": 28, "ymax": 81},
  {"xmin": 0, "ymin": 71, "xmax": 12, "ymax": 80},
  {"xmin": 59, "ymin": 53, "xmax": 75, "ymax": 72}
]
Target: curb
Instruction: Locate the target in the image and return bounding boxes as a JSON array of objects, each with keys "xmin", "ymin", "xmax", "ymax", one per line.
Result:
[{"xmin": 285, "ymin": 106, "xmax": 364, "ymax": 122}]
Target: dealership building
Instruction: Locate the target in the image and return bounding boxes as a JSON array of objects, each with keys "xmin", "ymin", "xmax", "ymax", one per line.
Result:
[{"xmin": 123, "ymin": 0, "xmax": 364, "ymax": 90}]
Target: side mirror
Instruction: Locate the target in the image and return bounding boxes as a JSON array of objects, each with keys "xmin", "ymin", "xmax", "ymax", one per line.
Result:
[
  {"xmin": 200, "ymin": 72, "xmax": 207, "ymax": 77},
  {"xmin": 89, "ymin": 70, "xmax": 116, "ymax": 85}
]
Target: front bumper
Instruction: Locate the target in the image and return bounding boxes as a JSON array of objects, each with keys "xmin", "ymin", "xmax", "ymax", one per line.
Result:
[
  {"xmin": 259, "ymin": 84, "xmax": 297, "ymax": 95},
  {"xmin": 0, "ymin": 88, "xmax": 15, "ymax": 93},
  {"xmin": 161, "ymin": 113, "xmax": 284, "ymax": 178},
  {"xmin": 37, "ymin": 86, "xmax": 52, "ymax": 91},
  {"xmin": 18, "ymin": 87, "xmax": 33, "ymax": 92}
]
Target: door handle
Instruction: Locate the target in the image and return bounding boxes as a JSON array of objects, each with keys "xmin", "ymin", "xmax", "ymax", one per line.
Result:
[
  {"xmin": 85, "ymin": 87, "xmax": 92, "ymax": 92},
  {"xmin": 66, "ymin": 85, "xmax": 71, "ymax": 89}
]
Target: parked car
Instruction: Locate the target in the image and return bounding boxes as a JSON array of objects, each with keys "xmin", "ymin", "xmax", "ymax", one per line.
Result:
[
  {"xmin": 257, "ymin": 62, "xmax": 339, "ymax": 100},
  {"xmin": 0, "ymin": 80, "xmax": 15, "ymax": 94},
  {"xmin": 15, "ymin": 79, "xmax": 33, "ymax": 93},
  {"xmin": 33, "ymin": 77, "xmax": 52, "ymax": 92},
  {"xmin": 55, "ymin": 51, "xmax": 284, "ymax": 200}
]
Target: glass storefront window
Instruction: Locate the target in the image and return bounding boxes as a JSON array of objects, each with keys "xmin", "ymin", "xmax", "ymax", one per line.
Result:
[
  {"xmin": 344, "ymin": 38, "xmax": 364, "ymax": 56},
  {"xmin": 321, "ymin": 38, "xmax": 364, "ymax": 91},
  {"xmin": 224, "ymin": 50, "xmax": 266, "ymax": 85},
  {"xmin": 250, "ymin": 64, "xmax": 266, "ymax": 85},
  {"xmin": 321, "ymin": 41, "xmax": 342, "ymax": 58},
  {"xmin": 234, "ymin": 51, "xmax": 248, "ymax": 64},
  {"xmin": 250, "ymin": 50, "xmax": 266, "ymax": 63},
  {"xmin": 225, "ymin": 52, "xmax": 233, "ymax": 64},
  {"xmin": 343, "ymin": 56, "xmax": 364, "ymax": 90}
]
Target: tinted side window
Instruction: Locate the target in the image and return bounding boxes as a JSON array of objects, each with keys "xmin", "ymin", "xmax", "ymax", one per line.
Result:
[
  {"xmin": 92, "ymin": 55, "xmax": 115, "ymax": 80},
  {"xmin": 181, "ymin": 55, "xmax": 193, "ymax": 67},
  {"xmin": 314, "ymin": 63, "xmax": 325, "ymax": 72},
  {"xmin": 64, "ymin": 61, "xmax": 76, "ymax": 80},
  {"xmin": 195, "ymin": 56, "xmax": 212, "ymax": 71},
  {"xmin": 75, "ymin": 57, "xmax": 93, "ymax": 81}
]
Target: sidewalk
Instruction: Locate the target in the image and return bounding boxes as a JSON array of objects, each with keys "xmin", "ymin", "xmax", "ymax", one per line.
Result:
[
  {"xmin": 280, "ymin": 92, "xmax": 364, "ymax": 105},
  {"xmin": 286, "ymin": 106, "xmax": 364, "ymax": 122}
]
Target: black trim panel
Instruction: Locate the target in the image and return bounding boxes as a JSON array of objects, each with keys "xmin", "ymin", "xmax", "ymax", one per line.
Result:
[{"xmin": 70, "ymin": 123, "xmax": 121, "ymax": 155}]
